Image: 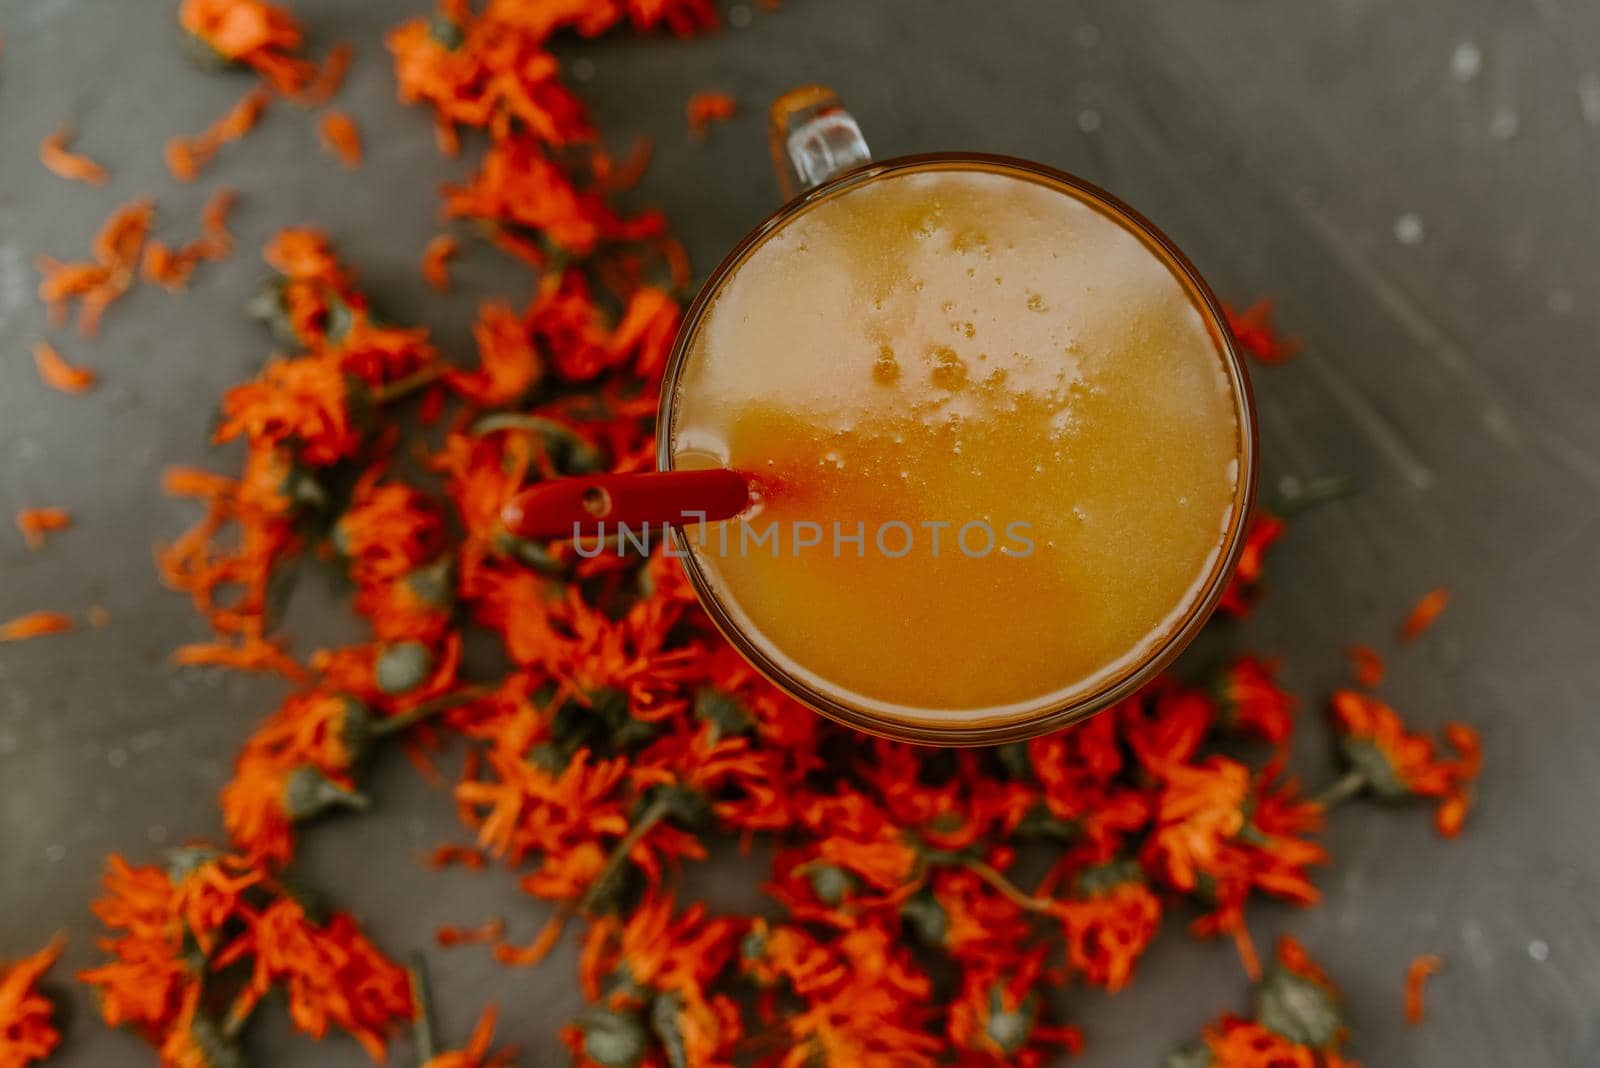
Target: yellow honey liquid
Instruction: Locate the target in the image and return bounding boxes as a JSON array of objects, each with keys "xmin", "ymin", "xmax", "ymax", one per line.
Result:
[{"xmin": 670, "ymin": 165, "xmax": 1242, "ymax": 729}]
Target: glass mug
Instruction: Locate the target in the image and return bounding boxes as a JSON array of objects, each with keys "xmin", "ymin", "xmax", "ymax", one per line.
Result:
[{"xmin": 656, "ymin": 86, "xmax": 1257, "ymax": 746}]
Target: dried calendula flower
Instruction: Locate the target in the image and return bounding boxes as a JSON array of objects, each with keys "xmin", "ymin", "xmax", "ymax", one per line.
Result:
[
  {"xmin": 0, "ymin": 934, "xmax": 66, "ymax": 1068},
  {"xmin": 80, "ymin": 848, "xmax": 415, "ymax": 1062},
  {"xmin": 1213, "ymin": 655, "xmax": 1296, "ymax": 747},
  {"xmin": 1320, "ymin": 690, "xmax": 1482, "ymax": 837},
  {"xmin": 90, "ymin": 4, "xmax": 1487, "ymax": 1064},
  {"xmin": 1171, "ymin": 937, "xmax": 1360, "ymax": 1067},
  {"xmin": 179, "ymin": 0, "xmax": 315, "ymax": 92},
  {"xmin": 1054, "ymin": 857, "xmax": 1162, "ymax": 993}
]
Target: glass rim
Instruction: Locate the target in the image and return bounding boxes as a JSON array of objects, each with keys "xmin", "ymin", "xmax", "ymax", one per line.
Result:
[{"xmin": 655, "ymin": 151, "xmax": 1259, "ymax": 746}]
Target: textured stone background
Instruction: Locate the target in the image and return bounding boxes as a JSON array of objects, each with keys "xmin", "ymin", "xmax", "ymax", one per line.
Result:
[{"xmin": 2, "ymin": 1, "xmax": 1598, "ymax": 1064}]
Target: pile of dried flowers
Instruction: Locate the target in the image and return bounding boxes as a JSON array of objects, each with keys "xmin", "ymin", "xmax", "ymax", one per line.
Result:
[{"xmin": 0, "ymin": 2, "xmax": 1483, "ymax": 1066}]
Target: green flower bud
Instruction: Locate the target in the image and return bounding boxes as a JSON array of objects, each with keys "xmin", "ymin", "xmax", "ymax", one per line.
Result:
[
  {"xmin": 283, "ymin": 766, "xmax": 368, "ymax": 821},
  {"xmin": 900, "ymin": 888, "xmax": 949, "ymax": 948},
  {"xmin": 984, "ymin": 987, "xmax": 1036, "ymax": 1056},
  {"xmin": 693, "ymin": 688, "xmax": 751, "ymax": 740},
  {"xmin": 1075, "ymin": 856, "xmax": 1142, "ymax": 897},
  {"xmin": 376, "ymin": 641, "xmax": 432, "ymax": 695},
  {"xmin": 429, "ymin": 13, "xmax": 466, "ymax": 49},
  {"xmin": 1339, "ymin": 736, "xmax": 1408, "ymax": 801},
  {"xmin": 807, "ymin": 864, "xmax": 853, "ymax": 907},
  {"xmin": 1256, "ymin": 967, "xmax": 1343, "ymax": 1049},
  {"xmin": 581, "ymin": 1008, "xmax": 649, "ymax": 1068},
  {"xmin": 404, "ymin": 557, "xmax": 455, "ymax": 609}
]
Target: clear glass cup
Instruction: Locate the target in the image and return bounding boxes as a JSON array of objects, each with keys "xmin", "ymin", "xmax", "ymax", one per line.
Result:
[{"xmin": 656, "ymin": 86, "xmax": 1258, "ymax": 746}]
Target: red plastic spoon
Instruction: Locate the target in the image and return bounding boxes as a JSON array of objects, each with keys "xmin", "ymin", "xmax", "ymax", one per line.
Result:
[{"xmin": 501, "ymin": 468, "xmax": 752, "ymax": 540}]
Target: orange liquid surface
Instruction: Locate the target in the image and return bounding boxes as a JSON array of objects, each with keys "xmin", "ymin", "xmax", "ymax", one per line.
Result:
[{"xmin": 671, "ymin": 166, "xmax": 1241, "ymax": 726}]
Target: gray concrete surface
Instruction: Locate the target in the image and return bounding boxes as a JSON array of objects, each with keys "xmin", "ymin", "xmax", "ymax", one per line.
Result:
[{"xmin": 2, "ymin": 0, "xmax": 1599, "ymax": 1064}]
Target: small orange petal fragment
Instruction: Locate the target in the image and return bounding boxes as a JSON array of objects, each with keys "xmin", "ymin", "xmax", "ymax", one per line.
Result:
[
  {"xmin": 437, "ymin": 918, "xmax": 504, "ymax": 947},
  {"xmin": 427, "ymin": 844, "xmax": 487, "ymax": 870},
  {"xmin": 1226, "ymin": 298, "xmax": 1298, "ymax": 364},
  {"xmin": 1232, "ymin": 922, "xmax": 1262, "ymax": 982},
  {"xmin": 0, "ymin": 933, "xmax": 66, "ymax": 1062},
  {"xmin": 686, "ymin": 90, "xmax": 737, "ymax": 141},
  {"xmin": 1405, "ymin": 953, "xmax": 1443, "ymax": 1024},
  {"xmin": 92, "ymin": 198, "xmax": 155, "ymax": 267},
  {"xmin": 220, "ymin": 85, "xmax": 273, "ymax": 141},
  {"xmin": 167, "ymin": 86, "xmax": 271, "ymax": 182},
  {"xmin": 421, "ymin": 235, "xmax": 458, "ymax": 293},
  {"xmin": 32, "ymin": 341, "xmax": 98, "ymax": 393},
  {"xmin": 200, "ymin": 187, "xmax": 238, "ymax": 258},
  {"xmin": 1, "ymin": 611, "xmax": 75, "ymax": 642},
  {"xmin": 16, "ymin": 507, "xmax": 71, "ymax": 549},
  {"xmin": 171, "ymin": 635, "xmax": 305, "ymax": 682},
  {"xmin": 1400, "ymin": 587, "xmax": 1450, "ymax": 641},
  {"xmin": 319, "ymin": 111, "xmax": 363, "ymax": 168},
  {"xmin": 40, "ymin": 124, "xmax": 109, "ymax": 184},
  {"xmin": 141, "ymin": 241, "xmax": 199, "ymax": 291},
  {"xmin": 490, "ymin": 916, "xmax": 564, "ymax": 966},
  {"xmin": 1347, "ymin": 643, "xmax": 1385, "ymax": 688},
  {"xmin": 300, "ymin": 41, "xmax": 353, "ymax": 104}
]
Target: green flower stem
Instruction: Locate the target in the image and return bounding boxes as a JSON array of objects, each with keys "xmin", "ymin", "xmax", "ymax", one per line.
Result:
[
  {"xmin": 370, "ymin": 685, "xmax": 492, "ymax": 739},
  {"xmin": 959, "ymin": 857, "xmax": 1056, "ymax": 914},
  {"xmin": 578, "ymin": 794, "xmax": 674, "ymax": 915},
  {"xmin": 1269, "ymin": 473, "xmax": 1357, "ymax": 517},
  {"xmin": 408, "ymin": 954, "xmax": 437, "ymax": 1066},
  {"xmin": 371, "ymin": 364, "xmax": 450, "ymax": 406},
  {"xmin": 1309, "ymin": 768, "xmax": 1368, "ymax": 810}
]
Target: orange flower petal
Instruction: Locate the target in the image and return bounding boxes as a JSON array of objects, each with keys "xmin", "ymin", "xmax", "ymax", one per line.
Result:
[
  {"xmin": 299, "ymin": 41, "xmax": 352, "ymax": 104},
  {"xmin": 422, "ymin": 235, "xmax": 458, "ymax": 292},
  {"xmin": 16, "ymin": 507, "xmax": 71, "ymax": 549},
  {"xmin": 32, "ymin": 341, "xmax": 98, "ymax": 393},
  {"xmin": 1405, "ymin": 953, "xmax": 1442, "ymax": 1024},
  {"xmin": 1400, "ymin": 586, "xmax": 1450, "ymax": 641},
  {"xmin": 1225, "ymin": 298, "xmax": 1298, "ymax": 364},
  {"xmin": 686, "ymin": 90, "xmax": 737, "ymax": 140},
  {"xmin": 319, "ymin": 110, "xmax": 363, "ymax": 168},
  {"xmin": 427, "ymin": 844, "xmax": 486, "ymax": 870},
  {"xmin": 200, "ymin": 187, "xmax": 238, "ymax": 258},
  {"xmin": 490, "ymin": 916, "xmax": 564, "ymax": 966},
  {"xmin": 40, "ymin": 124, "xmax": 109, "ymax": 184},
  {"xmin": 436, "ymin": 917, "xmax": 504, "ymax": 947},
  {"xmin": 1, "ymin": 610, "xmax": 75, "ymax": 642},
  {"xmin": 1347, "ymin": 643, "xmax": 1385, "ymax": 688}
]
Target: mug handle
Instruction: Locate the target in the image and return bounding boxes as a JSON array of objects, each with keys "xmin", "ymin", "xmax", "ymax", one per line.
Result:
[{"xmin": 768, "ymin": 85, "xmax": 873, "ymax": 199}]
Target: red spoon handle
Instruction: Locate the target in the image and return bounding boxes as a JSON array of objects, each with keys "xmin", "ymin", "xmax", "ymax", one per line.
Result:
[{"xmin": 501, "ymin": 468, "xmax": 751, "ymax": 540}]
